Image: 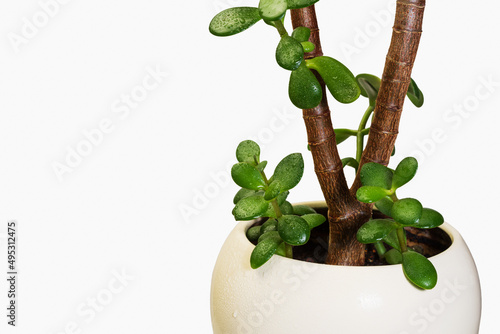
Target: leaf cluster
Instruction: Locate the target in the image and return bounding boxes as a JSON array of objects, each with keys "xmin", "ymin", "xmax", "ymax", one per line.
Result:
[{"xmin": 231, "ymin": 140, "xmax": 326, "ymax": 268}]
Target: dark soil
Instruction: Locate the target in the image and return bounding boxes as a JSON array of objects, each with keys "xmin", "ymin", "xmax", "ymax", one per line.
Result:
[{"xmin": 249, "ymin": 206, "xmax": 452, "ymax": 266}]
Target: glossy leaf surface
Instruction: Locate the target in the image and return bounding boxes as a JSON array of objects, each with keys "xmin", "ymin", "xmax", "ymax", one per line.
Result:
[
  {"xmin": 276, "ymin": 36, "xmax": 304, "ymax": 71},
  {"xmin": 231, "ymin": 163, "xmax": 266, "ymax": 190},
  {"xmin": 356, "ymin": 186, "xmax": 390, "ymax": 203},
  {"xmin": 272, "ymin": 153, "xmax": 304, "ymax": 191},
  {"xmin": 306, "ymin": 56, "xmax": 360, "ymax": 104},
  {"xmin": 301, "ymin": 213, "xmax": 326, "ymax": 229},
  {"xmin": 286, "ymin": 0, "xmax": 320, "ymax": 9},
  {"xmin": 289, "ymin": 62, "xmax": 322, "ymax": 109},
  {"xmin": 250, "ymin": 234, "xmax": 283, "ymax": 268},
  {"xmin": 236, "ymin": 140, "xmax": 260, "ymax": 164},
  {"xmin": 259, "ymin": 0, "xmax": 287, "ymax": 21},
  {"xmin": 360, "ymin": 162, "xmax": 393, "ymax": 190},
  {"xmin": 392, "ymin": 157, "xmax": 418, "ymax": 189},
  {"xmin": 356, "ymin": 219, "xmax": 399, "ymax": 244},
  {"xmin": 291, "ymin": 26, "xmax": 310, "ymax": 42},
  {"xmin": 414, "ymin": 208, "xmax": 444, "ymax": 229},
  {"xmin": 232, "ymin": 195, "xmax": 268, "ymax": 220},
  {"xmin": 407, "ymin": 78, "xmax": 424, "ymax": 108},
  {"xmin": 402, "ymin": 251, "xmax": 437, "ymax": 289},
  {"xmin": 278, "ymin": 215, "xmax": 310, "ymax": 246},
  {"xmin": 209, "ymin": 7, "xmax": 262, "ymax": 37},
  {"xmin": 391, "ymin": 198, "xmax": 423, "ymax": 226}
]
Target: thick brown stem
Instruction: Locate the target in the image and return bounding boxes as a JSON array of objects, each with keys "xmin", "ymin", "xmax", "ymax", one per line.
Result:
[
  {"xmin": 352, "ymin": 0, "xmax": 426, "ymax": 192},
  {"xmin": 291, "ymin": 6, "xmax": 371, "ymax": 266}
]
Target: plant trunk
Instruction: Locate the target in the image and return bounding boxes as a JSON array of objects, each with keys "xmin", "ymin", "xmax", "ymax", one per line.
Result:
[
  {"xmin": 291, "ymin": 6, "xmax": 371, "ymax": 266},
  {"xmin": 352, "ymin": 0, "xmax": 426, "ymax": 192}
]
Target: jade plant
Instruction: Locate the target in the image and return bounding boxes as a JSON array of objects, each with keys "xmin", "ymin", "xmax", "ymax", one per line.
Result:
[{"xmin": 210, "ymin": 0, "xmax": 443, "ymax": 289}]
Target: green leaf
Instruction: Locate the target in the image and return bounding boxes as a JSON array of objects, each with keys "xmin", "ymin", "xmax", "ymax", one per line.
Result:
[
  {"xmin": 264, "ymin": 181, "xmax": 282, "ymax": 201},
  {"xmin": 306, "ymin": 56, "xmax": 360, "ymax": 104},
  {"xmin": 356, "ymin": 219, "xmax": 399, "ymax": 244},
  {"xmin": 292, "ymin": 205, "xmax": 316, "ymax": 215},
  {"xmin": 414, "ymin": 208, "xmax": 444, "ymax": 229},
  {"xmin": 236, "ymin": 140, "xmax": 260, "ymax": 165},
  {"xmin": 301, "ymin": 213, "xmax": 326, "ymax": 229},
  {"xmin": 277, "ymin": 190, "xmax": 289, "ymax": 205},
  {"xmin": 256, "ymin": 160, "xmax": 268, "ymax": 172},
  {"xmin": 291, "ymin": 26, "xmax": 310, "ymax": 42},
  {"xmin": 385, "ymin": 248, "xmax": 403, "ymax": 264},
  {"xmin": 356, "ymin": 74, "xmax": 381, "ymax": 103},
  {"xmin": 231, "ymin": 162, "xmax": 266, "ymax": 190},
  {"xmin": 279, "ymin": 201, "xmax": 294, "ymax": 215},
  {"xmin": 392, "ymin": 157, "xmax": 418, "ymax": 189},
  {"xmin": 286, "ymin": 0, "xmax": 320, "ymax": 10},
  {"xmin": 289, "ymin": 62, "xmax": 322, "ymax": 109},
  {"xmin": 272, "ymin": 153, "xmax": 304, "ymax": 191},
  {"xmin": 391, "ymin": 146, "xmax": 396, "ymax": 156},
  {"xmin": 356, "ymin": 186, "xmax": 390, "ymax": 203},
  {"xmin": 391, "ymin": 198, "xmax": 423, "ymax": 226},
  {"xmin": 260, "ymin": 218, "xmax": 278, "ymax": 234},
  {"xmin": 233, "ymin": 188, "xmax": 259, "ymax": 204},
  {"xmin": 275, "ymin": 242, "xmax": 286, "ymax": 256},
  {"xmin": 374, "ymin": 196, "xmax": 394, "ymax": 217},
  {"xmin": 383, "ymin": 228, "xmax": 405, "ymax": 251},
  {"xmin": 402, "ymin": 251, "xmax": 437, "ymax": 289},
  {"xmin": 209, "ymin": 7, "xmax": 262, "ymax": 37},
  {"xmin": 360, "ymin": 162, "xmax": 393, "ymax": 190},
  {"xmin": 258, "ymin": 230, "xmax": 281, "ymax": 243},
  {"xmin": 407, "ymin": 78, "xmax": 424, "ymax": 108},
  {"xmin": 263, "ymin": 12, "xmax": 286, "ymax": 27},
  {"xmin": 276, "ymin": 36, "xmax": 304, "ymax": 71},
  {"xmin": 301, "ymin": 41, "xmax": 315, "ymax": 53},
  {"xmin": 246, "ymin": 226, "xmax": 262, "ymax": 242},
  {"xmin": 383, "ymin": 229, "xmax": 401, "ymax": 251},
  {"xmin": 250, "ymin": 234, "xmax": 283, "ymax": 269},
  {"xmin": 259, "ymin": 0, "xmax": 287, "ymax": 21},
  {"xmin": 335, "ymin": 128, "xmax": 357, "ymax": 145},
  {"xmin": 278, "ymin": 215, "xmax": 310, "ymax": 245},
  {"xmin": 232, "ymin": 195, "xmax": 269, "ymax": 220},
  {"xmin": 342, "ymin": 157, "xmax": 359, "ymax": 170}
]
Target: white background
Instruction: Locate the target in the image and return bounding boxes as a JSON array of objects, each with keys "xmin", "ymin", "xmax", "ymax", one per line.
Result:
[{"xmin": 0, "ymin": 0, "xmax": 498, "ymax": 333}]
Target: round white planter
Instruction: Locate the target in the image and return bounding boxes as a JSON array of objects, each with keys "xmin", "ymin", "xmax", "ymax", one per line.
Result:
[{"xmin": 210, "ymin": 202, "xmax": 481, "ymax": 334}]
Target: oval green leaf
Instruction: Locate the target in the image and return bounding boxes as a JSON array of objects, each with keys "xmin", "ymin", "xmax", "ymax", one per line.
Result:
[
  {"xmin": 292, "ymin": 204, "xmax": 316, "ymax": 216},
  {"xmin": 301, "ymin": 213, "xmax": 326, "ymax": 229},
  {"xmin": 414, "ymin": 208, "xmax": 444, "ymax": 229},
  {"xmin": 272, "ymin": 153, "xmax": 304, "ymax": 191},
  {"xmin": 232, "ymin": 195, "xmax": 269, "ymax": 220},
  {"xmin": 264, "ymin": 181, "xmax": 282, "ymax": 201},
  {"xmin": 291, "ymin": 27, "xmax": 311, "ymax": 42},
  {"xmin": 257, "ymin": 230, "xmax": 281, "ymax": 243},
  {"xmin": 231, "ymin": 162, "xmax": 266, "ymax": 190},
  {"xmin": 209, "ymin": 7, "xmax": 262, "ymax": 37},
  {"xmin": 383, "ymin": 228, "xmax": 405, "ymax": 251},
  {"xmin": 276, "ymin": 36, "xmax": 304, "ymax": 71},
  {"xmin": 356, "ymin": 219, "xmax": 399, "ymax": 244},
  {"xmin": 277, "ymin": 190, "xmax": 289, "ymax": 205},
  {"xmin": 306, "ymin": 56, "xmax": 360, "ymax": 104},
  {"xmin": 246, "ymin": 226, "xmax": 262, "ymax": 242},
  {"xmin": 360, "ymin": 162, "xmax": 393, "ymax": 190},
  {"xmin": 392, "ymin": 157, "xmax": 418, "ymax": 189},
  {"xmin": 385, "ymin": 248, "xmax": 403, "ymax": 264},
  {"xmin": 342, "ymin": 157, "xmax": 359, "ymax": 170},
  {"xmin": 289, "ymin": 62, "xmax": 322, "ymax": 109},
  {"xmin": 402, "ymin": 251, "xmax": 437, "ymax": 289},
  {"xmin": 236, "ymin": 140, "xmax": 260, "ymax": 164},
  {"xmin": 250, "ymin": 234, "xmax": 283, "ymax": 269},
  {"xmin": 391, "ymin": 198, "xmax": 423, "ymax": 226},
  {"xmin": 301, "ymin": 41, "xmax": 315, "ymax": 53},
  {"xmin": 356, "ymin": 74, "xmax": 381, "ymax": 102},
  {"xmin": 407, "ymin": 78, "xmax": 424, "ymax": 108},
  {"xmin": 356, "ymin": 186, "xmax": 390, "ymax": 203},
  {"xmin": 233, "ymin": 188, "xmax": 258, "ymax": 204},
  {"xmin": 259, "ymin": 0, "xmax": 287, "ymax": 21},
  {"xmin": 260, "ymin": 218, "xmax": 278, "ymax": 234},
  {"xmin": 279, "ymin": 201, "xmax": 294, "ymax": 215},
  {"xmin": 278, "ymin": 215, "xmax": 310, "ymax": 245},
  {"xmin": 286, "ymin": 0, "xmax": 320, "ymax": 10},
  {"xmin": 374, "ymin": 196, "xmax": 394, "ymax": 217}
]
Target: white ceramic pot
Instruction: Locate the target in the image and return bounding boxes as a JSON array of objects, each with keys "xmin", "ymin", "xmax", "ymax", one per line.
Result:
[{"xmin": 211, "ymin": 202, "xmax": 481, "ymax": 334}]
